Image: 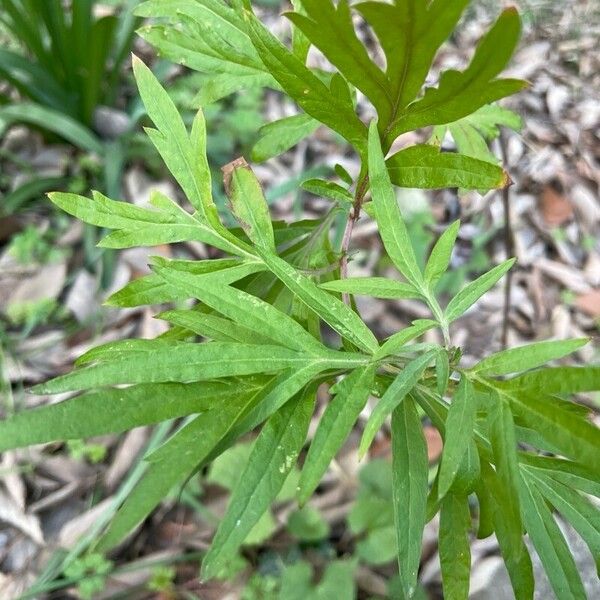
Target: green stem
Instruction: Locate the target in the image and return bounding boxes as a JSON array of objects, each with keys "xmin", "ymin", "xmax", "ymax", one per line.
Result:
[{"xmin": 424, "ymin": 291, "xmax": 450, "ymax": 348}]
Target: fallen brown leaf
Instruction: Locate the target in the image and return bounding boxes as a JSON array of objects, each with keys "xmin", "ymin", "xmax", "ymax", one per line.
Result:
[
  {"xmin": 540, "ymin": 185, "xmax": 574, "ymax": 226},
  {"xmin": 575, "ymin": 289, "xmax": 600, "ymax": 318}
]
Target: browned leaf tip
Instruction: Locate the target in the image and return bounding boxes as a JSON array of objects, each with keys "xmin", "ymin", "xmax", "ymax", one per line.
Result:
[
  {"xmin": 500, "ymin": 170, "xmax": 514, "ymax": 188},
  {"xmin": 222, "ymin": 156, "xmax": 249, "ymax": 196}
]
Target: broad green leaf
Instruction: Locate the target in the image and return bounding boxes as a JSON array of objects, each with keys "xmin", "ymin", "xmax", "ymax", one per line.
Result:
[
  {"xmin": 359, "ymin": 350, "xmax": 436, "ymax": 457},
  {"xmin": 335, "ymin": 163, "xmax": 353, "ymax": 186},
  {"xmin": 368, "ymin": 121, "xmax": 423, "ymax": 288},
  {"xmin": 223, "ymin": 159, "xmax": 275, "ymax": 250},
  {"xmin": 474, "ymin": 479, "xmax": 494, "ymax": 539},
  {"xmin": 158, "ymin": 310, "xmax": 273, "ymax": 345},
  {"xmin": 241, "ymin": 7, "xmax": 367, "ymax": 154},
  {"xmin": 49, "ymin": 191, "xmax": 242, "ymax": 256},
  {"xmin": 356, "ymin": 527, "xmax": 397, "ymax": 566},
  {"xmin": 385, "ymin": 8, "xmax": 525, "ymax": 144},
  {"xmin": 439, "ymin": 493, "xmax": 471, "ymax": 600},
  {"xmin": 137, "ymin": 23, "xmax": 265, "ymax": 78},
  {"xmin": 152, "ymin": 258, "xmax": 325, "ymax": 354},
  {"xmin": 499, "ymin": 387, "xmax": 600, "ymax": 476},
  {"xmin": 235, "ymin": 364, "xmax": 329, "ymax": 434},
  {"xmin": 438, "ymin": 377, "xmax": 476, "ymax": 499},
  {"xmin": 472, "ymin": 338, "xmax": 588, "ymax": 376},
  {"xmin": 487, "ymin": 397, "xmax": 524, "ymax": 552},
  {"xmin": 49, "ymin": 190, "xmax": 171, "ymax": 229},
  {"xmin": 281, "ymin": 559, "xmax": 357, "ymax": 600},
  {"xmin": 193, "ymin": 72, "xmax": 274, "ymax": 106},
  {"xmin": 200, "ymin": 369, "xmax": 324, "ymax": 475},
  {"xmin": 136, "ymin": 0, "xmax": 269, "ymax": 79},
  {"xmin": 97, "ymin": 222, "xmax": 226, "ymax": 250},
  {"xmin": 0, "ymin": 381, "xmax": 250, "ymax": 451},
  {"xmin": 95, "ymin": 389, "xmax": 259, "ymax": 552},
  {"xmin": 258, "ymin": 249, "xmax": 379, "ymax": 354},
  {"xmin": 412, "ymin": 385, "xmax": 449, "ymax": 434},
  {"xmin": 285, "ymin": 0, "xmax": 392, "ymax": 122},
  {"xmin": 30, "ymin": 342, "xmax": 323, "ymax": 394},
  {"xmin": 519, "ymin": 455, "xmax": 600, "ymax": 499},
  {"xmin": 356, "ymin": 0, "xmax": 469, "ymax": 126},
  {"xmin": 506, "ymin": 366, "xmax": 600, "ymax": 395},
  {"xmin": 442, "ymin": 104, "xmax": 522, "ymax": 141},
  {"xmin": 348, "ymin": 460, "xmax": 394, "ymax": 535},
  {"xmin": 481, "ymin": 462, "xmax": 534, "ymax": 599},
  {"xmin": 432, "ymin": 104, "xmax": 522, "ymax": 164},
  {"xmin": 386, "ymin": 145, "xmax": 508, "ymax": 190},
  {"xmin": 451, "ymin": 439, "xmax": 480, "ymax": 495},
  {"xmin": 105, "ymin": 259, "xmax": 262, "ymax": 307},
  {"xmin": 320, "ymin": 277, "xmax": 421, "ymax": 300},
  {"xmin": 435, "ymin": 349, "xmax": 450, "ymax": 397},
  {"xmin": 445, "ymin": 259, "xmax": 515, "ymax": 322},
  {"xmin": 301, "ymin": 179, "xmax": 353, "ymax": 205},
  {"xmin": 375, "ymin": 320, "xmax": 438, "ymax": 360},
  {"xmin": 424, "ymin": 221, "xmax": 460, "ymax": 288},
  {"xmin": 298, "ymin": 365, "xmax": 376, "ymax": 504},
  {"xmin": 391, "ymin": 396, "xmax": 428, "ymax": 598},
  {"xmin": 278, "ymin": 562, "xmax": 313, "ymax": 600},
  {"xmin": 251, "ymin": 113, "xmax": 319, "ymax": 162},
  {"xmin": 136, "ymin": 0, "xmax": 251, "ymax": 52},
  {"xmin": 132, "ymin": 57, "xmax": 216, "ymax": 223},
  {"xmin": 290, "ymin": 0, "xmax": 311, "ymax": 63},
  {"xmin": 529, "ymin": 471, "xmax": 600, "ymax": 567},
  {"xmin": 287, "ymin": 505, "xmax": 330, "ymax": 542},
  {"xmin": 520, "ymin": 476, "xmax": 587, "ymax": 599},
  {"xmin": 436, "ymin": 120, "xmax": 495, "ymax": 164},
  {"xmin": 202, "ymin": 388, "xmax": 315, "ymax": 578}
]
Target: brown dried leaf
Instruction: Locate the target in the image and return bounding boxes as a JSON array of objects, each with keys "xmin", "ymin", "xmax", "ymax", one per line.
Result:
[
  {"xmin": 575, "ymin": 289, "xmax": 600, "ymax": 318},
  {"xmin": 540, "ymin": 185, "xmax": 574, "ymax": 226}
]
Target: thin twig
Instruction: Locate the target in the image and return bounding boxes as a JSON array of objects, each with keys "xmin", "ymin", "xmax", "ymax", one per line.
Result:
[
  {"xmin": 499, "ymin": 131, "xmax": 514, "ymax": 349},
  {"xmin": 340, "ymin": 175, "xmax": 369, "ymax": 304}
]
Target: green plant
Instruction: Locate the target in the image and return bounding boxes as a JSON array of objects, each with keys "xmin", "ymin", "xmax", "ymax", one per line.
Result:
[
  {"xmin": 1, "ymin": 2, "xmax": 599, "ymax": 599},
  {"xmin": 242, "ymin": 559, "xmax": 357, "ymax": 600},
  {"xmin": 63, "ymin": 553, "xmax": 113, "ymax": 600},
  {"xmin": 0, "ymin": 0, "xmax": 138, "ymax": 127},
  {"xmin": 66, "ymin": 439, "xmax": 107, "ymax": 464},
  {"xmin": 147, "ymin": 565, "xmax": 176, "ymax": 594},
  {"xmin": 7, "ymin": 224, "xmax": 65, "ymax": 264},
  {"xmin": 0, "ymin": 0, "xmax": 139, "ymax": 243}
]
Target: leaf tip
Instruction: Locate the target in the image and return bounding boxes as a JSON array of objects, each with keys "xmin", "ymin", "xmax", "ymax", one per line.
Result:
[
  {"xmin": 131, "ymin": 53, "xmax": 142, "ymax": 67},
  {"xmin": 500, "ymin": 169, "xmax": 513, "ymax": 188},
  {"xmin": 102, "ymin": 296, "xmax": 118, "ymax": 307},
  {"xmin": 503, "ymin": 6, "xmax": 520, "ymax": 17}
]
